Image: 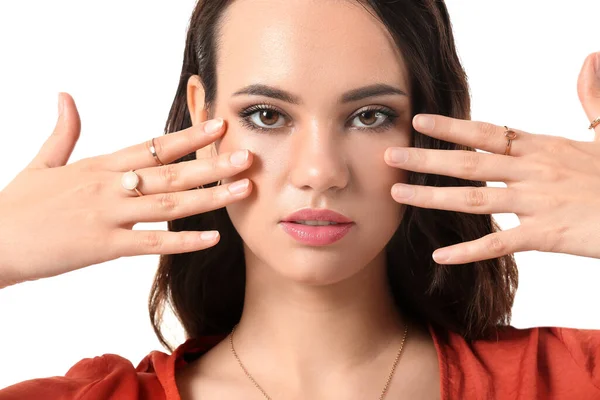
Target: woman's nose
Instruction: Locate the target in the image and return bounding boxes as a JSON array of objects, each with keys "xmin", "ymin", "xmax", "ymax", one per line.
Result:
[{"xmin": 288, "ymin": 130, "xmax": 350, "ymax": 193}]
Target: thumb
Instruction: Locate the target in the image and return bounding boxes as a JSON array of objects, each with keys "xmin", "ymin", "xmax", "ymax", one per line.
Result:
[
  {"xmin": 28, "ymin": 92, "xmax": 82, "ymax": 169},
  {"xmin": 576, "ymin": 51, "xmax": 600, "ymax": 141}
]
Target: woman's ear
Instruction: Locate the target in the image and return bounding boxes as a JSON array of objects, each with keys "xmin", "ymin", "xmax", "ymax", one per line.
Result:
[
  {"xmin": 187, "ymin": 74, "xmax": 208, "ymax": 126},
  {"xmin": 187, "ymin": 74, "xmax": 215, "ymax": 160}
]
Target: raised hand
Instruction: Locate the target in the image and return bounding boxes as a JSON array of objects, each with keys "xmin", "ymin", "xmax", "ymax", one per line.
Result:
[
  {"xmin": 384, "ymin": 53, "xmax": 600, "ymax": 265},
  {"xmin": 0, "ymin": 93, "xmax": 253, "ymax": 288}
]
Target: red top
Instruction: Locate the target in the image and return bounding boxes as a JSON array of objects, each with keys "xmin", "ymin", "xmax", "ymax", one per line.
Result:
[{"xmin": 1, "ymin": 324, "xmax": 599, "ymax": 399}]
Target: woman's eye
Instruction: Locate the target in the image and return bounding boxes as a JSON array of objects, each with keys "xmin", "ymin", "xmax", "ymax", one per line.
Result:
[
  {"xmin": 351, "ymin": 110, "xmax": 389, "ymax": 129},
  {"xmin": 249, "ymin": 109, "xmax": 287, "ymax": 129},
  {"xmin": 239, "ymin": 104, "xmax": 398, "ymax": 133}
]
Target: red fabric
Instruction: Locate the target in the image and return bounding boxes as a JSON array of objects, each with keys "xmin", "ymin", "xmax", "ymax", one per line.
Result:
[{"xmin": 1, "ymin": 325, "xmax": 599, "ymax": 399}]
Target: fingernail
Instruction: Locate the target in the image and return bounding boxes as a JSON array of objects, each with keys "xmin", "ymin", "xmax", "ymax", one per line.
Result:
[
  {"xmin": 200, "ymin": 231, "xmax": 219, "ymax": 241},
  {"xmin": 392, "ymin": 184, "xmax": 414, "ymax": 199},
  {"xmin": 230, "ymin": 150, "xmax": 249, "ymax": 166},
  {"xmin": 414, "ymin": 115, "xmax": 435, "ymax": 132},
  {"xmin": 386, "ymin": 148, "xmax": 408, "ymax": 164},
  {"xmin": 433, "ymin": 249, "xmax": 452, "ymax": 263},
  {"xmin": 204, "ymin": 118, "xmax": 224, "ymax": 135},
  {"xmin": 595, "ymin": 52, "xmax": 600, "ymax": 79},
  {"xmin": 228, "ymin": 178, "xmax": 249, "ymax": 194}
]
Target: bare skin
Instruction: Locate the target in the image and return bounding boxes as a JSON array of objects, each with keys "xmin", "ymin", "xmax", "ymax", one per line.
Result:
[
  {"xmin": 176, "ymin": 320, "xmax": 441, "ymax": 400},
  {"xmin": 177, "ymin": 0, "xmax": 441, "ymax": 398},
  {"xmin": 0, "ymin": 0, "xmax": 442, "ymax": 397},
  {"xmin": 0, "ymin": 94, "xmax": 253, "ymax": 289}
]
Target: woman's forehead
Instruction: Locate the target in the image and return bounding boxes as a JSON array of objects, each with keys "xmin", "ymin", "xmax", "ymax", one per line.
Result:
[{"xmin": 216, "ymin": 0, "xmax": 409, "ymax": 97}]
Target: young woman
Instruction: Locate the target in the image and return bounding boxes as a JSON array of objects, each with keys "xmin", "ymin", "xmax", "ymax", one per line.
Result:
[{"xmin": 1, "ymin": 0, "xmax": 600, "ymax": 399}]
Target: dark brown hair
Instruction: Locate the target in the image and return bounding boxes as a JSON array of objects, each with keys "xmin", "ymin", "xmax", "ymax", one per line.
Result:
[{"xmin": 149, "ymin": 0, "xmax": 518, "ymax": 352}]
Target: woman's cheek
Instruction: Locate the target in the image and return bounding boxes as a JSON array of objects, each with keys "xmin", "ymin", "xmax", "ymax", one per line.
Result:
[{"xmin": 217, "ymin": 129, "xmax": 283, "ymax": 186}]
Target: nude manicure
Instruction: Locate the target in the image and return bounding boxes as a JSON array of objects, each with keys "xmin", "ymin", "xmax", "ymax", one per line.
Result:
[
  {"xmin": 230, "ymin": 150, "xmax": 249, "ymax": 166},
  {"xmin": 204, "ymin": 119, "xmax": 224, "ymax": 135},
  {"xmin": 228, "ymin": 179, "xmax": 249, "ymax": 194}
]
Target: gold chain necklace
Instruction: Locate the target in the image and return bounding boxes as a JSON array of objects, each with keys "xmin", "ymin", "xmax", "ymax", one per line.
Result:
[{"xmin": 229, "ymin": 323, "xmax": 409, "ymax": 400}]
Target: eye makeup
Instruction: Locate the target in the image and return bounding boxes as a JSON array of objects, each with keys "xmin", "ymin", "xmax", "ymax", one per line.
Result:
[{"xmin": 237, "ymin": 102, "xmax": 400, "ymax": 134}]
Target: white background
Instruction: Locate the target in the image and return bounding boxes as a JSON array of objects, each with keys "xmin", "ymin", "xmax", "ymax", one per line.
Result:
[{"xmin": 0, "ymin": 0, "xmax": 599, "ymax": 389}]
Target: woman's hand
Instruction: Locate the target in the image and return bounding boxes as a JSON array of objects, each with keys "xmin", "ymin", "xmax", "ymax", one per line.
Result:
[
  {"xmin": 0, "ymin": 93, "xmax": 253, "ymax": 288},
  {"xmin": 385, "ymin": 52, "xmax": 600, "ymax": 265}
]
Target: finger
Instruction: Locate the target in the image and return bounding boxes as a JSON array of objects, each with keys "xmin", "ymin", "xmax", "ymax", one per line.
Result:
[
  {"xmin": 384, "ymin": 147, "xmax": 536, "ymax": 182},
  {"xmin": 431, "ymin": 226, "xmax": 530, "ymax": 265},
  {"xmin": 117, "ymin": 178, "xmax": 252, "ymax": 224},
  {"xmin": 130, "ymin": 149, "xmax": 252, "ymax": 195},
  {"xmin": 412, "ymin": 114, "xmax": 542, "ymax": 157},
  {"xmin": 391, "ymin": 184, "xmax": 532, "ymax": 215},
  {"xmin": 28, "ymin": 92, "xmax": 82, "ymax": 169},
  {"xmin": 576, "ymin": 51, "xmax": 600, "ymax": 141},
  {"xmin": 101, "ymin": 118, "xmax": 226, "ymax": 172},
  {"xmin": 113, "ymin": 229, "xmax": 220, "ymax": 257}
]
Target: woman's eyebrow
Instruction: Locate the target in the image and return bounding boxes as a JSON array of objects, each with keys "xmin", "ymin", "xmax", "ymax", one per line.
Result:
[{"xmin": 232, "ymin": 83, "xmax": 408, "ymax": 105}]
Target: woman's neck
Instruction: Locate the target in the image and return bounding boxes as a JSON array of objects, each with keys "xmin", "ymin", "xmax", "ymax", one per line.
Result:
[{"xmin": 232, "ymin": 248, "xmax": 410, "ymax": 393}]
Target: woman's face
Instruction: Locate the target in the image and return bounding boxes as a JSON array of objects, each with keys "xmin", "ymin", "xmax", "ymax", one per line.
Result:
[{"xmin": 193, "ymin": 0, "xmax": 412, "ymax": 285}]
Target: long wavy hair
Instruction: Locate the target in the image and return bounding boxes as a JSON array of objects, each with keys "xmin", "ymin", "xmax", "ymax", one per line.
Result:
[{"xmin": 149, "ymin": 0, "xmax": 518, "ymax": 352}]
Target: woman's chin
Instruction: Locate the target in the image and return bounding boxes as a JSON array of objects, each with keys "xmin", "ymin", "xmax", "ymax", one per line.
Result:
[
  {"xmin": 271, "ymin": 264, "xmax": 361, "ymax": 287},
  {"xmin": 248, "ymin": 252, "xmax": 368, "ymax": 287}
]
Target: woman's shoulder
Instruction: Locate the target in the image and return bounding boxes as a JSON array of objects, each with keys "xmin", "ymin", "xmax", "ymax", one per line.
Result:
[
  {"xmin": 433, "ymin": 324, "xmax": 600, "ymax": 399},
  {"xmin": 0, "ymin": 352, "xmax": 168, "ymax": 400},
  {"xmin": 0, "ymin": 335, "xmax": 225, "ymax": 400}
]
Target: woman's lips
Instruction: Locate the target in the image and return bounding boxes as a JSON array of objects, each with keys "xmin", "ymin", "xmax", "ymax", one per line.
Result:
[{"xmin": 278, "ymin": 222, "xmax": 354, "ymax": 246}]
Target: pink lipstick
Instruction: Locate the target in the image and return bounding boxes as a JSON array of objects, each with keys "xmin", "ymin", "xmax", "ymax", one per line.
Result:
[{"xmin": 279, "ymin": 208, "xmax": 354, "ymax": 246}]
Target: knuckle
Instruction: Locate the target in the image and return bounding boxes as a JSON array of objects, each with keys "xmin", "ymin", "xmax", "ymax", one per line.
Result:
[
  {"xmin": 544, "ymin": 142, "xmax": 561, "ymax": 156},
  {"xmin": 531, "ymin": 160, "xmax": 563, "ymax": 182},
  {"xmin": 543, "ymin": 194, "xmax": 562, "ymax": 210},
  {"xmin": 529, "ymin": 191, "xmax": 561, "ymax": 212},
  {"xmin": 476, "ymin": 121, "xmax": 498, "ymax": 141},
  {"xmin": 75, "ymin": 157, "xmax": 100, "ymax": 171},
  {"xmin": 464, "ymin": 187, "xmax": 487, "ymax": 207},
  {"xmin": 159, "ymin": 164, "xmax": 179, "ymax": 186},
  {"xmin": 74, "ymin": 179, "xmax": 104, "ymax": 197},
  {"xmin": 82, "ymin": 209, "xmax": 104, "ymax": 226},
  {"xmin": 540, "ymin": 166, "xmax": 562, "ymax": 182},
  {"xmin": 156, "ymin": 193, "xmax": 178, "ymax": 211},
  {"xmin": 461, "ymin": 152, "xmax": 480, "ymax": 177},
  {"xmin": 544, "ymin": 224, "xmax": 569, "ymax": 253},
  {"xmin": 543, "ymin": 136, "xmax": 569, "ymax": 156},
  {"xmin": 487, "ymin": 234, "xmax": 507, "ymax": 255},
  {"xmin": 138, "ymin": 231, "xmax": 163, "ymax": 251}
]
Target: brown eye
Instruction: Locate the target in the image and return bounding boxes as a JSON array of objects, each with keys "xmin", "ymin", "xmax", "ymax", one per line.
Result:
[
  {"xmin": 259, "ymin": 110, "xmax": 280, "ymax": 126},
  {"xmin": 358, "ymin": 111, "xmax": 380, "ymax": 126},
  {"xmin": 351, "ymin": 110, "xmax": 390, "ymax": 130},
  {"xmin": 245, "ymin": 108, "xmax": 287, "ymax": 129}
]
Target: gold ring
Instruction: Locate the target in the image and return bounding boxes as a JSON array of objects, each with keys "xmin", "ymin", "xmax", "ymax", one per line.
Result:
[
  {"xmin": 148, "ymin": 138, "xmax": 165, "ymax": 166},
  {"xmin": 503, "ymin": 126, "xmax": 517, "ymax": 156},
  {"xmin": 589, "ymin": 117, "xmax": 600, "ymax": 130},
  {"xmin": 121, "ymin": 170, "xmax": 144, "ymax": 196}
]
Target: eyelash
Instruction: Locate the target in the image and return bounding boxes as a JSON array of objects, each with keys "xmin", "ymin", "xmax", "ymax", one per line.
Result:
[{"xmin": 237, "ymin": 102, "xmax": 399, "ymax": 134}]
